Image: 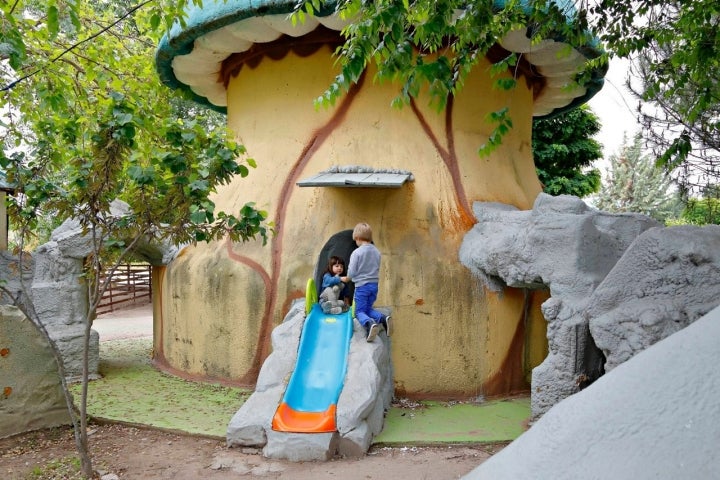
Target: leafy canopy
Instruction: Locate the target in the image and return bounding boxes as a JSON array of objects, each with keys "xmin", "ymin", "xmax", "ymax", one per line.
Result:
[
  {"xmin": 1, "ymin": 3, "xmax": 271, "ymax": 477},
  {"xmin": 532, "ymin": 106, "xmax": 602, "ymax": 197},
  {"xmin": 295, "ymin": 0, "xmax": 604, "ymax": 156},
  {"xmin": 1, "ymin": 1, "xmax": 271, "ymax": 250},
  {"xmin": 610, "ymin": 0, "xmax": 720, "ymax": 195},
  {"xmin": 297, "ymin": 0, "xmax": 719, "ymax": 194}
]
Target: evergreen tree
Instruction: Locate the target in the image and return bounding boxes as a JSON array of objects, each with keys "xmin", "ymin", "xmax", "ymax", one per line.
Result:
[
  {"xmin": 593, "ymin": 134, "xmax": 682, "ymax": 222},
  {"xmin": 532, "ymin": 106, "xmax": 603, "ymax": 197}
]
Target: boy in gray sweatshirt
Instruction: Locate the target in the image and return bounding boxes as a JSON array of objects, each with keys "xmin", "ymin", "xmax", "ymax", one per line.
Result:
[{"xmin": 341, "ymin": 222, "xmax": 391, "ymax": 342}]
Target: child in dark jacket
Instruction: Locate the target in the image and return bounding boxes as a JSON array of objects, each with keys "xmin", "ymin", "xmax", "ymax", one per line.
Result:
[{"xmin": 320, "ymin": 256, "xmax": 349, "ymax": 314}]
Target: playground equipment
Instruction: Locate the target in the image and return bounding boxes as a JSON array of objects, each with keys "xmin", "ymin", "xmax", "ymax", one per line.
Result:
[{"xmin": 272, "ymin": 279, "xmax": 354, "ymax": 433}]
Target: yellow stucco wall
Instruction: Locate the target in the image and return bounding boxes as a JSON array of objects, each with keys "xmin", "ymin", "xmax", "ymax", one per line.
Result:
[{"xmin": 158, "ymin": 45, "xmax": 544, "ymax": 396}]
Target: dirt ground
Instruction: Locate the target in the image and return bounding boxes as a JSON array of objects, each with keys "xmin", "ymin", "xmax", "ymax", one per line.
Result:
[{"xmin": 0, "ymin": 423, "xmax": 504, "ymax": 479}]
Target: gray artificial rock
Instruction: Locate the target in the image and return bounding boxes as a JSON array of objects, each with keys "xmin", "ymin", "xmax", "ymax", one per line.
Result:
[
  {"xmin": 460, "ymin": 193, "xmax": 660, "ymax": 418},
  {"xmin": 1, "ymin": 198, "xmax": 181, "ymax": 385},
  {"xmin": 263, "ymin": 430, "xmax": 339, "ymax": 461},
  {"xmin": 0, "ymin": 251, "xmax": 33, "ymax": 305},
  {"xmin": 337, "ymin": 422, "xmax": 372, "ymax": 458},
  {"xmin": 336, "ymin": 329, "xmax": 383, "ymax": 433},
  {"xmin": 52, "ymin": 220, "xmax": 94, "ymax": 259},
  {"xmin": 45, "ymin": 325, "xmax": 100, "ymax": 381},
  {"xmin": 30, "ymin": 238, "xmax": 98, "ymax": 379},
  {"xmin": 460, "ymin": 194, "xmax": 659, "ymax": 296},
  {"xmin": 0, "ymin": 306, "xmax": 71, "ymax": 438},
  {"xmin": 0, "ymin": 247, "xmax": 97, "ymax": 380},
  {"xmin": 365, "ymin": 394, "xmax": 388, "ymax": 437},
  {"xmin": 254, "ymin": 306, "xmax": 303, "ymax": 393},
  {"xmin": 462, "ymin": 305, "xmax": 720, "ymax": 480},
  {"xmin": 227, "ymin": 302, "xmax": 306, "ymax": 448},
  {"xmin": 30, "ymin": 283, "xmax": 87, "ymax": 325},
  {"xmin": 226, "ymin": 384, "xmax": 284, "ymax": 447},
  {"xmin": 337, "ymin": 320, "xmax": 392, "ymax": 452},
  {"xmin": 587, "ymin": 225, "xmax": 720, "ymax": 371}
]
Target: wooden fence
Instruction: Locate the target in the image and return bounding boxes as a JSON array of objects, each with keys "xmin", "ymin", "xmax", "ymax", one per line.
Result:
[{"xmin": 96, "ymin": 264, "xmax": 152, "ymax": 315}]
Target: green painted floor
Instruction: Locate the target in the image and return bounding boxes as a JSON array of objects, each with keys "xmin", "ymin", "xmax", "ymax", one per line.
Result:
[
  {"xmin": 72, "ymin": 337, "xmax": 530, "ymax": 444},
  {"xmin": 375, "ymin": 398, "xmax": 530, "ymax": 445}
]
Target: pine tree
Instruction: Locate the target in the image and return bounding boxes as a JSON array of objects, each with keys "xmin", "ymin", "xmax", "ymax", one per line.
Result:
[{"xmin": 593, "ymin": 134, "xmax": 682, "ymax": 222}]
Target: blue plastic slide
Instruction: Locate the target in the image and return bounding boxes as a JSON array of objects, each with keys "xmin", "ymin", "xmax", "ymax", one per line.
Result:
[{"xmin": 272, "ymin": 280, "xmax": 354, "ymax": 433}]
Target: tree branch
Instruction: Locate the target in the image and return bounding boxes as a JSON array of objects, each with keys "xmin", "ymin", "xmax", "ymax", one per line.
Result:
[{"xmin": 1, "ymin": 0, "xmax": 153, "ymax": 92}]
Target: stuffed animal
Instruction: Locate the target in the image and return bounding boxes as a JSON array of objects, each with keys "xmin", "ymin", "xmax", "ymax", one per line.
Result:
[{"xmin": 319, "ymin": 284, "xmax": 348, "ymax": 314}]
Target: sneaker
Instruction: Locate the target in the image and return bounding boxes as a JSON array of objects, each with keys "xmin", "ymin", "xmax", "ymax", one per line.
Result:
[
  {"xmin": 366, "ymin": 323, "xmax": 380, "ymax": 342},
  {"xmin": 380, "ymin": 316, "xmax": 392, "ymax": 336}
]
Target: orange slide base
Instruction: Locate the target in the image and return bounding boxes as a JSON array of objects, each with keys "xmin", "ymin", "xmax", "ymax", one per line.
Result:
[{"xmin": 271, "ymin": 402, "xmax": 337, "ymax": 433}]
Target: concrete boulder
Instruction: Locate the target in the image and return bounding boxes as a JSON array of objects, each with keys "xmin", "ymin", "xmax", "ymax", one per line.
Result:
[
  {"xmin": 462, "ymin": 304, "xmax": 720, "ymax": 480},
  {"xmin": 460, "ymin": 194, "xmax": 720, "ymax": 419},
  {"xmin": 30, "ymin": 231, "xmax": 99, "ymax": 380},
  {"xmin": 460, "ymin": 193, "xmax": 659, "ymax": 417},
  {"xmin": 0, "ymin": 306, "xmax": 71, "ymax": 438},
  {"xmin": 587, "ymin": 225, "xmax": 720, "ymax": 371}
]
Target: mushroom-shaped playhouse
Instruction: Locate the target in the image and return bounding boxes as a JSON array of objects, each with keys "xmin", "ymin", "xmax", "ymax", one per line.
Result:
[{"xmin": 154, "ymin": 0, "xmax": 605, "ymax": 454}]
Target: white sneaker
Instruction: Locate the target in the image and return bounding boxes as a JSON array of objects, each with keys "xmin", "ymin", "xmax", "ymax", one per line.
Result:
[{"xmin": 366, "ymin": 323, "xmax": 380, "ymax": 342}]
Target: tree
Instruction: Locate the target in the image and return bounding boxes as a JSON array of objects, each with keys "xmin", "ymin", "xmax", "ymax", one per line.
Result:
[
  {"xmin": 532, "ymin": 105, "xmax": 602, "ymax": 197},
  {"xmin": 294, "ymin": 0, "xmax": 606, "ymax": 150},
  {"xmin": 1, "ymin": 2, "xmax": 271, "ymax": 477},
  {"xmin": 681, "ymin": 197, "xmax": 720, "ymax": 225},
  {"xmin": 589, "ymin": 0, "xmax": 720, "ymax": 196},
  {"xmin": 296, "ymin": 0, "xmax": 719, "ymax": 195},
  {"xmin": 593, "ymin": 133, "xmax": 682, "ymax": 222},
  {"xmin": 678, "ymin": 186, "xmax": 720, "ymax": 225}
]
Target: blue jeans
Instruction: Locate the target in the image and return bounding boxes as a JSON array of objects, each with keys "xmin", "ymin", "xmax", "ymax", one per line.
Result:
[{"xmin": 354, "ymin": 282, "xmax": 385, "ymax": 327}]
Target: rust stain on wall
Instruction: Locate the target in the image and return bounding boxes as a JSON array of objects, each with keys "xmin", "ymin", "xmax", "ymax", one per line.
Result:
[
  {"xmin": 482, "ymin": 288, "xmax": 536, "ymax": 397},
  {"xmin": 409, "ymin": 97, "xmax": 475, "ymax": 230}
]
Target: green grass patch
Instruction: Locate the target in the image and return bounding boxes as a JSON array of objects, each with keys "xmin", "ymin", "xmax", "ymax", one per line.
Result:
[
  {"xmin": 70, "ymin": 338, "xmax": 251, "ymax": 437},
  {"xmin": 71, "ymin": 338, "xmax": 530, "ymax": 445},
  {"xmin": 375, "ymin": 398, "xmax": 530, "ymax": 445},
  {"xmin": 28, "ymin": 455, "xmax": 81, "ymax": 479}
]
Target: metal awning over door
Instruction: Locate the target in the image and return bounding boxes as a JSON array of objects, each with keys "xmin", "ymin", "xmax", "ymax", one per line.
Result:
[{"xmin": 297, "ymin": 167, "xmax": 413, "ymax": 188}]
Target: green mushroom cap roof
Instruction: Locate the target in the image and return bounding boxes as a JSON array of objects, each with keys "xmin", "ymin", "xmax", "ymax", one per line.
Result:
[{"xmin": 156, "ymin": 0, "xmax": 606, "ymax": 117}]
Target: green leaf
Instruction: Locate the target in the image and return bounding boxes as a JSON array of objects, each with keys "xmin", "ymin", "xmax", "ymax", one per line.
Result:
[
  {"xmin": 47, "ymin": 6, "xmax": 60, "ymax": 39},
  {"xmin": 190, "ymin": 210, "xmax": 206, "ymax": 224},
  {"xmin": 150, "ymin": 14, "xmax": 161, "ymax": 31}
]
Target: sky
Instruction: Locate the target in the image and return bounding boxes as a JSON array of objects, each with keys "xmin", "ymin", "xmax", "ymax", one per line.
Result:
[{"xmin": 587, "ymin": 57, "xmax": 642, "ymax": 161}]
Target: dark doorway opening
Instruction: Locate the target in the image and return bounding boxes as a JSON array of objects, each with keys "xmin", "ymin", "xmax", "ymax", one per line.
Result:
[{"xmin": 313, "ymin": 230, "xmax": 357, "ymax": 301}]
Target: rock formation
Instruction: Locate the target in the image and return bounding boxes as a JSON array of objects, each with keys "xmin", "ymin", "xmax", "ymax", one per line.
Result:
[{"xmin": 460, "ymin": 193, "xmax": 720, "ymax": 417}]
